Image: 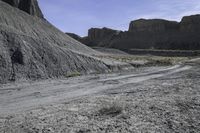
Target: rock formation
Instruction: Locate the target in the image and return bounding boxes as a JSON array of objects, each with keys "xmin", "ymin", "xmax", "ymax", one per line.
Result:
[
  {"xmin": 69, "ymin": 14, "xmax": 200, "ymax": 51},
  {"xmin": 68, "ymin": 27, "xmax": 120, "ymax": 47},
  {"xmin": 0, "ymin": 0, "xmax": 109, "ymax": 83},
  {"xmin": 88, "ymin": 28, "xmax": 118, "ymax": 41},
  {"xmin": 180, "ymin": 14, "xmax": 200, "ymax": 32},
  {"xmin": 1, "ymin": 0, "xmax": 44, "ymax": 18},
  {"xmin": 66, "ymin": 32, "xmax": 83, "ymax": 43},
  {"xmin": 109, "ymin": 19, "xmax": 181, "ymax": 50},
  {"xmin": 128, "ymin": 19, "xmax": 179, "ymax": 32},
  {"xmin": 87, "ymin": 28, "xmax": 121, "ymax": 47}
]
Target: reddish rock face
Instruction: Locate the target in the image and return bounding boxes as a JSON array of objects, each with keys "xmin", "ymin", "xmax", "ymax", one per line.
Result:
[{"xmin": 1, "ymin": 0, "xmax": 44, "ymax": 18}]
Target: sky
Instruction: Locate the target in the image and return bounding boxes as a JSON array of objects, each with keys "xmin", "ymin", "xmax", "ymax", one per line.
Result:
[{"xmin": 39, "ymin": 0, "xmax": 200, "ymax": 37}]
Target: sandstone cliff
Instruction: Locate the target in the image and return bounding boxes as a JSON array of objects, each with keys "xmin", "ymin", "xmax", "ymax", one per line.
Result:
[
  {"xmin": 180, "ymin": 14, "xmax": 200, "ymax": 32},
  {"xmin": 77, "ymin": 27, "xmax": 120, "ymax": 47},
  {"xmin": 70, "ymin": 15, "xmax": 200, "ymax": 51},
  {"xmin": 129, "ymin": 19, "xmax": 179, "ymax": 32}
]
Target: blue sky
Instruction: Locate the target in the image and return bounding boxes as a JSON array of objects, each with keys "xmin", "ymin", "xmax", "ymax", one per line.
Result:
[{"xmin": 39, "ymin": 0, "xmax": 200, "ymax": 36}]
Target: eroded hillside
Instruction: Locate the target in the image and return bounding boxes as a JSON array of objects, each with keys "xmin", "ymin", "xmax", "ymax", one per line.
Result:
[{"xmin": 0, "ymin": 0, "xmax": 110, "ymax": 83}]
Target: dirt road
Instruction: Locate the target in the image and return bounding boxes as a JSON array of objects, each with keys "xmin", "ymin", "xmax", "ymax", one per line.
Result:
[{"xmin": 0, "ymin": 64, "xmax": 191, "ymax": 115}]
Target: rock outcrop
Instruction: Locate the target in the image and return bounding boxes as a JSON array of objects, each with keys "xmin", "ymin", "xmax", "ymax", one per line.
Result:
[
  {"xmin": 88, "ymin": 28, "xmax": 119, "ymax": 40},
  {"xmin": 1, "ymin": 0, "xmax": 44, "ymax": 18},
  {"xmin": 65, "ymin": 32, "xmax": 83, "ymax": 43},
  {"xmin": 129, "ymin": 19, "xmax": 179, "ymax": 32},
  {"xmin": 180, "ymin": 14, "xmax": 200, "ymax": 32},
  {"xmin": 108, "ymin": 19, "xmax": 181, "ymax": 50},
  {"xmin": 81, "ymin": 27, "xmax": 120, "ymax": 47},
  {"xmin": 72, "ymin": 14, "xmax": 200, "ymax": 51},
  {"xmin": 0, "ymin": 0, "xmax": 110, "ymax": 83}
]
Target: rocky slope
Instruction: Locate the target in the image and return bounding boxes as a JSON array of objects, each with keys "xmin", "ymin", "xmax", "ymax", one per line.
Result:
[
  {"xmin": 0, "ymin": 0, "xmax": 111, "ymax": 83},
  {"xmin": 1, "ymin": 0, "xmax": 44, "ymax": 18},
  {"xmin": 70, "ymin": 14, "xmax": 200, "ymax": 51}
]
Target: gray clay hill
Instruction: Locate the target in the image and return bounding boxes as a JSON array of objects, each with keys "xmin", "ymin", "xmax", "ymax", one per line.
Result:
[{"xmin": 0, "ymin": 0, "xmax": 111, "ymax": 83}]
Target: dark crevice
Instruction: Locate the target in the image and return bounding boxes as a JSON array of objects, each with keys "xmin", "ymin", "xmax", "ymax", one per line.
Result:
[
  {"xmin": 11, "ymin": 49, "xmax": 24, "ymax": 65},
  {"xmin": 9, "ymin": 49, "xmax": 24, "ymax": 81}
]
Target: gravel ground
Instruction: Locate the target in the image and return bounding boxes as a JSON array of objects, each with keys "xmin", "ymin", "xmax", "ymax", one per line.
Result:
[{"xmin": 0, "ymin": 62, "xmax": 200, "ymax": 133}]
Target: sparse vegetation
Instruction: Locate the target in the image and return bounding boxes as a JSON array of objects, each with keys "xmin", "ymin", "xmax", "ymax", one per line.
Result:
[
  {"xmin": 98, "ymin": 98, "xmax": 124, "ymax": 117},
  {"xmin": 98, "ymin": 104, "xmax": 123, "ymax": 117},
  {"xmin": 145, "ymin": 58, "xmax": 174, "ymax": 66},
  {"xmin": 96, "ymin": 54, "xmax": 190, "ymax": 66},
  {"xmin": 65, "ymin": 71, "xmax": 81, "ymax": 78},
  {"xmin": 1, "ymin": 63, "xmax": 200, "ymax": 133}
]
